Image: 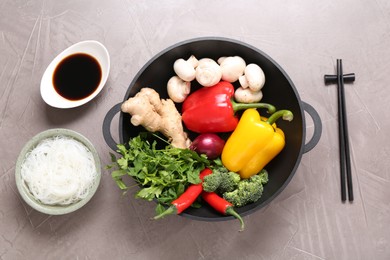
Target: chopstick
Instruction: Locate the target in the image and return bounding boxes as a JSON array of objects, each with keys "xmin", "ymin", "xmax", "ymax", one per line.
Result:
[{"xmin": 325, "ymin": 59, "xmax": 355, "ymax": 202}]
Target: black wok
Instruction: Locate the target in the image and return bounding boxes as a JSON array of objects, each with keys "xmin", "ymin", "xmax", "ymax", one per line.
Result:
[{"xmin": 103, "ymin": 37, "xmax": 322, "ymax": 221}]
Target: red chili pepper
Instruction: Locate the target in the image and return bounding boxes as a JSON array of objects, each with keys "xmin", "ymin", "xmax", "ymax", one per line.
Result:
[
  {"xmin": 201, "ymin": 191, "xmax": 245, "ymax": 231},
  {"xmin": 182, "ymin": 81, "xmax": 276, "ymax": 133},
  {"xmin": 153, "ymin": 168, "xmax": 213, "ymax": 219},
  {"xmin": 199, "ymin": 171, "xmax": 244, "ymax": 231}
]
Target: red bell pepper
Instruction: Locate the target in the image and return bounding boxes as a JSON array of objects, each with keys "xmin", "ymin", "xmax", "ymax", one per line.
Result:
[{"xmin": 182, "ymin": 81, "xmax": 276, "ymax": 133}]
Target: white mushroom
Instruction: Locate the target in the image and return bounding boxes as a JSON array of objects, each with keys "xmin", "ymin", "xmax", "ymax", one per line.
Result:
[
  {"xmin": 217, "ymin": 56, "xmax": 227, "ymax": 64},
  {"xmin": 173, "ymin": 55, "xmax": 198, "ymax": 82},
  {"xmin": 217, "ymin": 56, "xmax": 246, "ymax": 82},
  {"xmin": 239, "ymin": 64, "xmax": 266, "ymax": 92},
  {"xmin": 167, "ymin": 76, "xmax": 191, "ymax": 103},
  {"xmin": 186, "ymin": 55, "xmax": 199, "ymax": 68},
  {"xmin": 238, "ymin": 75, "xmax": 249, "ymax": 88},
  {"xmin": 195, "ymin": 58, "xmax": 222, "ymax": 87},
  {"xmin": 234, "ymin": 87, "xmax": 263, "ymax": 103}
]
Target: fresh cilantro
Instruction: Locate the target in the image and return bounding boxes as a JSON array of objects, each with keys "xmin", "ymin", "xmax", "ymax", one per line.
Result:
[{"xmin": 107, "ymin": 134, "xmax": 210, "ymax": 206}]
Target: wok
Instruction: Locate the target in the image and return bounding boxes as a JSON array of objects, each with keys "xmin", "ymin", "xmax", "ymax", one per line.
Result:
[{"xmin": 103, "ymin": 37, "xmax": 322, "ymax": 221}]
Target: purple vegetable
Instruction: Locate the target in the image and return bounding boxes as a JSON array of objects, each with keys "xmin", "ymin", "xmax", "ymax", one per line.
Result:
[{"xmin": 190, "ymin": 133, "xmax": 225, "ymax": 159}]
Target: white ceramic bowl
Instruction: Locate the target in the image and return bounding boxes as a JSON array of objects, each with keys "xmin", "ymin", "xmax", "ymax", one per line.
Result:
[
  {"xmin": 40, "ymin": 40, "xmax": 110, "ymax": 109},
  {"xmin": 15, "ymin": 128, "xmax": 101, "ymax": 215}
]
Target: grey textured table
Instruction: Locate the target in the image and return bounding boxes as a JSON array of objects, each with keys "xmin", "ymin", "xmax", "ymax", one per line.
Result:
[{"xmin": 1, "ymin": 1, "xmax": 389, "ymax": 259}]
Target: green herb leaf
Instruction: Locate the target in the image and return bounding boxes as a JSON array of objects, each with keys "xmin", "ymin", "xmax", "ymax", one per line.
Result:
[
  {"xmin": 108, "ymin": 133, "xmax": 210, "ymax": 206},
  {"xmin": 155, "ymin": 204, "xmax": 166, "ymax": 215},
  {"xmin": 191, "ymin": 201, "xmax": 202, "ymax": 209},
  {"xmin": 136, "ymin": 186, "xmax": 163, "ymax": 201},
  {"xmin": 114, "ymin": 179, "xmax": 128, "ymax": 190}
]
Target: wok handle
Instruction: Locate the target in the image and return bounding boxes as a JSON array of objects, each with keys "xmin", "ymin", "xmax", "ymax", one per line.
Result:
[
  {"xmin": 302, "ymin": 102, "xmax": 322, "ymax": 153},
  {"xmin": 102, "ymin": 102, "xmax": 122, "ymax": 152}
]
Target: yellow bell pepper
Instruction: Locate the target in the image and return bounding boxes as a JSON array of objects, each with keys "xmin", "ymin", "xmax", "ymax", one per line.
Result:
[{"xmin": 221, "ymin": 108, "xmax": 293, "ymax": 179}]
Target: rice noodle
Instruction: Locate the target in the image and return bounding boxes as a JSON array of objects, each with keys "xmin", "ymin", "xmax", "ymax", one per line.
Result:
[{"xmin": 20, "ymin": 135, "xmax": 98, "ymax": 205}]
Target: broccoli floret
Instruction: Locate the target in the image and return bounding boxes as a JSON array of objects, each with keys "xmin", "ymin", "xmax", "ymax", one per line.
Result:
[
  {"xmin": 203, "ymin": 168, "xmax": 241, "ymax": 193},
  {"xmin": 217, "ymin": 171, "xmax": 241, "ymax": 193},
  {"xmin": 223, "ymin": 170, "xmax": 269, "ymax": 207},
  {"xmin": 202, "ymin": 172, "xmax": 223, "ymax": 192},
  {"xmin": 257, "ymin": 169, "xmax": 269, "ymax": 184}
]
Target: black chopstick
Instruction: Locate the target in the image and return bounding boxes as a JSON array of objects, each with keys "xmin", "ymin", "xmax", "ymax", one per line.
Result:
[
  {"xmin": 325, "ymin": 59, "xmax": 355, "ymax": 202},
  {"xmin": 337, "ymin": 59, "xmax": 354, "ymax": 202}
]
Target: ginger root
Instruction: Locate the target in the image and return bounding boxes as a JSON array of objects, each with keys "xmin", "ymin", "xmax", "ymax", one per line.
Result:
[{"xmin": 121, "ymin": 88, "xmax": 191, "ymax": 149}]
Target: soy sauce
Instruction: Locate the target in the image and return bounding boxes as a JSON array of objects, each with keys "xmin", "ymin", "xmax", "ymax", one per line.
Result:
[{"xmin": 53, "ymin": 53, "xmax": 102, "ymax": 101}]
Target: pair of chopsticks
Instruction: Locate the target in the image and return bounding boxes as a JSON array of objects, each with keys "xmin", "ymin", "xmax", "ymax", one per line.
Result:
[{"xmin": 324, "ymin": 59, "xmax": 355, "ymax": 202}]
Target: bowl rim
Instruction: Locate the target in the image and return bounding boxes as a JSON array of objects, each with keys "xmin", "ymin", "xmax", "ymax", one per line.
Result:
[{"xmin": 15, "ymin": 128, "xmax": 102, "ymax": 215}]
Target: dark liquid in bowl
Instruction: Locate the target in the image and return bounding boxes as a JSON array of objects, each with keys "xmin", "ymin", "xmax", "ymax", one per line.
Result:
[{"xmin": 53, "ymin": 53, "xmax": 102, "ymax": 101}]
